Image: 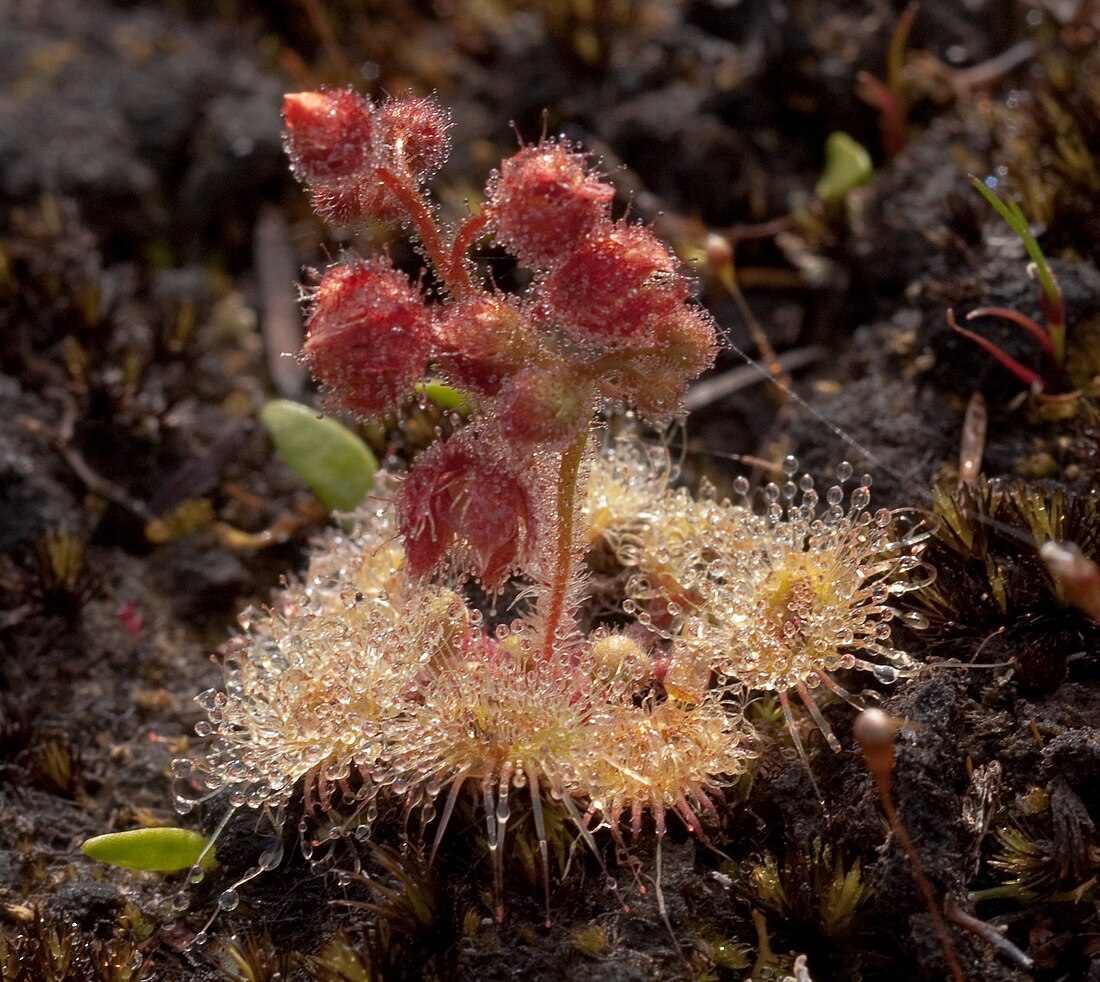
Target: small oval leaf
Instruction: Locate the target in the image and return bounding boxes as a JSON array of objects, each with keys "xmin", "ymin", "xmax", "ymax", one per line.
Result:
[
  {"xmin": 260, "ymin": 399, "xmax": 377, "ymax": 512},
  {"xmin": 82, "ymin": 827, "xmax": 214, "ymax": 872},
  {"xmin": 815, "ymin": 132, "xmax": 873, "ymax": 203}
]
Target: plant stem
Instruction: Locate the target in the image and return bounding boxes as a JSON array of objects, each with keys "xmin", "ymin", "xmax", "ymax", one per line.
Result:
[
  {"xmin": 376, "ymin": 166, "xmax": 473, "ymax": 298},
  {"xmin": 448, "ymin": 209, "xmax": 492, "ymax": 296},
  {"xmin": 540, "ymin": 429, "xmax": 589, "ymax": 662}
]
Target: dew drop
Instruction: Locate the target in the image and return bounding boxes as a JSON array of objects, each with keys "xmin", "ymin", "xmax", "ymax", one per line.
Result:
[
  {"xmin": 188, "ymin": 865, "xmax": 205, "ymax": 885},
  {"xmin": 871, "ymin": 664, "xmax": 899, "ymax": 684},
  {"xmin": 218, "ymin": 889, "xmax": 240, "ymax": 911}
]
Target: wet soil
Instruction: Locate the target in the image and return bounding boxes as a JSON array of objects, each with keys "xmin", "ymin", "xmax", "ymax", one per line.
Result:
[{"xmin": 2, "ymin": 1, "xmax": 1100, "ymax": 979}]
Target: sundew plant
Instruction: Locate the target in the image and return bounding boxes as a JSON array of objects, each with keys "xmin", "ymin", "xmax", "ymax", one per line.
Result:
[{"xmin": 176, "ymin": 90, "xmax": 935, "ymax": 927}]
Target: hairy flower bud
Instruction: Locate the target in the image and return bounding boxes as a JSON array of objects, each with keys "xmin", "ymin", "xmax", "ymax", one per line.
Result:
[
  {"xmin": 607, "ymin": 306, "xmax": 719, "ymax": 420},
  {"xmin": 496, "ymin": 362, "xmax": 595, "ymax": 450},
  {"xmin": 284, "ymin": 90, "xmax": 453, "ymax": 226},
  {"xmin": 488, "ymin": 143, "xmax": 614, "ymax": 268},
  {"xmin": 399, "ymin": 433, "xmax": 537, "ymax": 588},
  {"xmin": 378, "ymin": 95, "xmax": 452, "ymax": 181},
  {"xmin": 433, "ymin": 294, "xmax": 539, "ymax": 396},
  {"xmin": 542, "ymin": 222, "xmax": 690, "ymax": 353},
  {"xmin": 283, "ymin": 89, "xmax": 375, "ymax": 187},
  {"xmin": 303, "ymin": 258, "xmax": 432, "ymax": 418}
]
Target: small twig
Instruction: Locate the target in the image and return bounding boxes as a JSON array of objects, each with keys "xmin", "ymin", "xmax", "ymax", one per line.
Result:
[
  {"xmin": 683, "ymin": 346, "xmax": 826, "ymax": 412},
  {"xmin": 21, "ymin": 392, "xmax": 155, "ymax": 524},
  {"xmin": 950, "ymin": 40, "xmax": 1038, "ymax": 95},
  {"xmin": 24, "ymin": 416, "xmax": 155, "ymax": 524},
  {"xmin": 957, "ymin": 392, "xmax": 986, "ymax": 486},
  {"xmin": 254, "ymin": 205, "xmax": 307, "ymax": 398},
  {"xmin": 944, "ymin": 896, "xmax": 1034, "ymax": 970}
]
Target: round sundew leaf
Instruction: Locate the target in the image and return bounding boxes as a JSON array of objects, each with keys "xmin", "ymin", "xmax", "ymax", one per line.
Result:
[
  {"xmin": 815, "ymin": 132, "xmax": 873, "ymax": 203},
  {"xmin": 260, "ymin": 399, "xmax": 378, "ymax": 512},
  {"xmin": 82, "ymin": 827, "xmax": 215, "ymax": 873},
  {"xmin": 415, "ymin": 379, "xmax": 471, "ymax": 414}
]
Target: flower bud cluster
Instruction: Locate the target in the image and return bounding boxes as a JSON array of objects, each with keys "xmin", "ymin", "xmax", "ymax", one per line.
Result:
[
  {"xmin": 288, "ymin": 90, "xmax": 718, "ymax": 588},
  {"xmin": 487, "ymin": 145, "xmax": 718, "ymax": 422},
  {"xmin": 284, "ymin": 89, "xmax": 451, "ymax": 225}
]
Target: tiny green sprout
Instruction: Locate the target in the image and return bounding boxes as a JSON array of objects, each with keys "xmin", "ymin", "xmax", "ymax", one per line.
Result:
[
  {"xmin": 815, "ymin": 132, "xmax": 873, "ymax": 203},
  {"xmin": 707, "ymin": 938, "xmax": 753, "ymax": 970},
  {"xmin": 260, "ymin": 399, "xmax": 378, "ymax": 512},
  {"xmin": 415, "ymin": 378, "xmax": 471, "ymax": 415},
  {"xmin": 82, "ymin": 827, "xmax": 215, "ymax": 873},
  {"xmin": 971, "ymin": 176, "xmax": 1065, "ymax": 359},
  {"xmin": 950, "ymin": 177, "xmax": 1068, "ymax": 388},
  {"xmin": 749, "ymin": 838, "xmax": 873, "ymax": 939}
]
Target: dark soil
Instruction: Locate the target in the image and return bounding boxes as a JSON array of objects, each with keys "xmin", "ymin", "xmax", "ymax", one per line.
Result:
[{"xmin": 3, "ymin": 1, "xmax": 1100, "ymax": 979}]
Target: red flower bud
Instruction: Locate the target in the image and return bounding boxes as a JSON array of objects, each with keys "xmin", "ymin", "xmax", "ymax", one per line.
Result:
[
  {"xmin": 378, "ymin": 95, "xmax": 452, "ymax": 182},
  {"xmin": 399, "ymin": 433, "xmax": 537, "ymax": 588},
  {"xmin": 488, "ymin": 143, "xmax": 614, "ymax": 268},
  {"xmin": 303, "ymin": 258, "xmax": 432, "ymax": 418},
  {"xmin": 541, "ymin": 222, "xmax": 690, "ymax": 353},
  {"xmin": 283, "ymin": 90, "xmax": 375, "ymax": 186},
  {"xmin": 496, "ymin": 362, "xmax": 595, "ymax": 450},
  {"xmin": 433, "ymin": 294, "xmax": 539, "ymax": 396},
  {"xmin": 600, "ymin": 306, "xmax": 718, "ymax": 421},
  {"xmin": 306, "ymin": 185, "xmax": 363, "ymax": 227},
  {"xmin": 652, "ymin": 304, "xmax": 719, "ymax": 377}
]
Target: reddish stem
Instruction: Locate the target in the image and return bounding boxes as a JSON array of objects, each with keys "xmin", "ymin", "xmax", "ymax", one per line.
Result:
[
  {"xmin": 858, "ymin": 70, "xmax": 907, "ymax": 158},
  {"xmin": 447, "ymin": 209, "xmax": 493, "ymax": 297},
  {"xmin": 966, "ymin": 306, "xmax": 1055, "ymax": 358},
  {"xmin": 375, "ymin": 166, "xmax": 472, "ymax": 298},
  {"xmin": 540, "ymin": 430, "xmax": 588, "ymax": 662},
  {"xmin": 947, "ymin": 309, "xmax": 1045, "ymax": 390}
]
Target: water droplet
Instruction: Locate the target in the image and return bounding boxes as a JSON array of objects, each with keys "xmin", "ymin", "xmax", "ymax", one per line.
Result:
[
  {"xmin": 218, "ymin": 889, "xmax": 240, "ymax": 911},
  {"xmin": 871, "ymin": 664, "xmax": 899, "ymax": 684},
  {"xmin": 188, "ymin": 865, "xmax": 205, "ymax": 884}
]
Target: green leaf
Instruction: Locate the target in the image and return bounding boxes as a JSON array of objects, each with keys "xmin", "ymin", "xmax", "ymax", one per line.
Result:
[
  {"xmin": 260, "ymin": 399, "xmax": 377, "ymax": 512},
  {"xmin": 969, "ymin": 177, "xmax": 1057, "ymax": 306},
  {"xmin": 815, "ymin": 132, "xmax": 873, "ymax": 203},
  {"xmin": 82, "ymin": 827, "xmax": 214, "ymax": 873}
]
